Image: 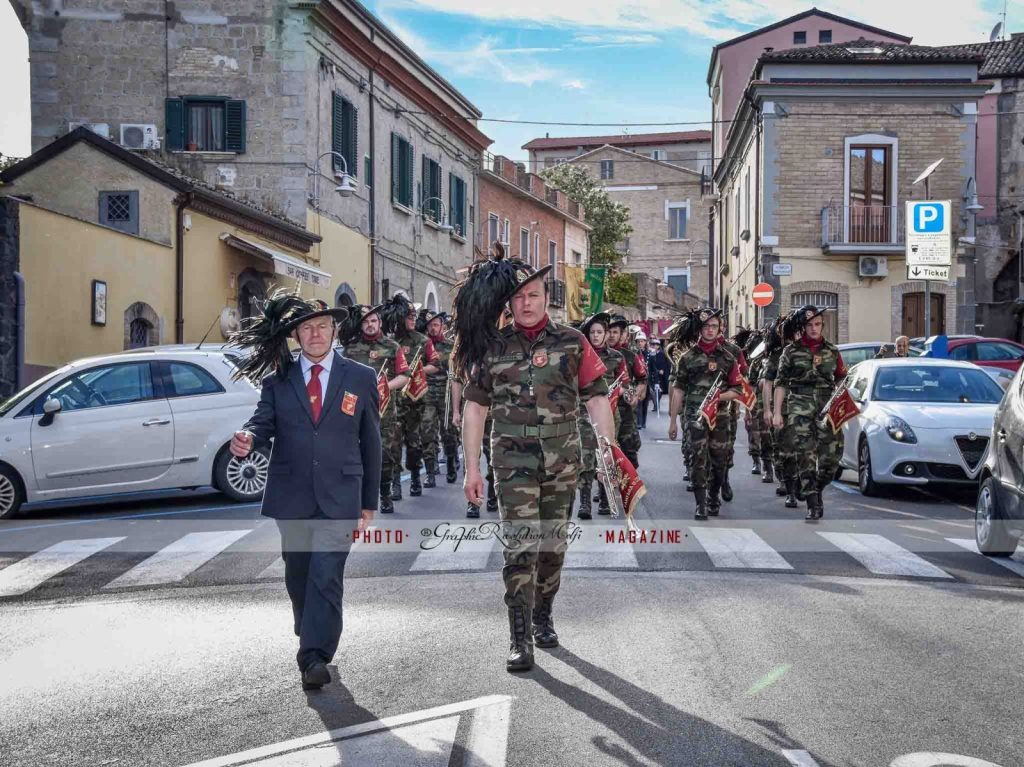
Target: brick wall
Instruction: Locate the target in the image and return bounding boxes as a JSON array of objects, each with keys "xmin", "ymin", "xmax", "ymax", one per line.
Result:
[{"xmin": 477, "ymin": 174, "xmax": 568, "ymax": 280}]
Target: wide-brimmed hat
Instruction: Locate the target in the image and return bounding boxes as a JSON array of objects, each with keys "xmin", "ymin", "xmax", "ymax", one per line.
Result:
[
  {"xmin": 794, "ymin": 304, "xmax": 828, "ymax": 330},
  {"xmin": 607, "ymin": 314, "xmax": 629, "ymax": 330},
  {"xmin": 279, "ymin": 299, "xmax": 348, "ymax": 335},
  {"xmin": 693, "ymin": 307, "xmax": 723, "ymax": 328},
  {"xmin": 581, "ymin": 311, "xmax": 612, "ymax": 339}
]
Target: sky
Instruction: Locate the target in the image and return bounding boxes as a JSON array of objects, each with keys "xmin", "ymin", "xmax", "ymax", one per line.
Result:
[{"xmin": 0, "ymin": 0, "xmax": 1015, "ymax": 161}]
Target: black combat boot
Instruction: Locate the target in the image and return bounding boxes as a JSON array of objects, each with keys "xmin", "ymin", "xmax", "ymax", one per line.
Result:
[
  {"xmin": 784, "ymin": 478, "xmax": 799, "ymax": 509},
  {"xmin": 380, "ymin": 478, "xmax": 394, "ymax": 514},
  {"xmin": 446, "ymin": 452, "xmax": 458, "ymax": 483},
  {"xmin": 597, "ymin": 485, "xmax": 612, "ymax": 515},
  {"xmin": 466, "ymin": 502, "xmax": 480, "ymax": 519},
  {"xmin": 751, "ymin": 456, "xmax": 762, "ymax": 475},
  {"xmin": 486, "ymin": 478, "xmax": 499, "ymax": 513},
  {"xmin": 532, "ymin": 595, "xmax": 559, "ymax": 648},
  {"xmin": 804, "ymin": 492, "xmax": 818, "ymax": 522},
  {"xmin": 424, "ymin": 469, "xmax": 436, "ymax": 489},
  {"xmin": 762, "ymin": 460, "xmax": 775, "ymax": 484},
  {"xmin": 507, "ymin": 606, "xmax": 534, "ymax": 672},
  {"xmin": 409, "ymin": 470, "xmax": 422, "ymax": 497},
  {"xmin": 577, "ymin": 482, "xmax": 593, "ymax": 520},
  {"xmin": 391, "ymin": 476, "xmax": 402, "ymax": 501},
  {"xmin": 775, "ymin": 477, "xmax": 787, "ymax": 496},
  {"xmin": 707, "ymin": 473, "xmax": 722, "ymax": 517},
  {"xmin": 694, "ymin": 486, "xmax": 708, "ymax": 520},
  {"xmin": 720, "ymin": 469, "xmax": 733, "ymax": 503}
]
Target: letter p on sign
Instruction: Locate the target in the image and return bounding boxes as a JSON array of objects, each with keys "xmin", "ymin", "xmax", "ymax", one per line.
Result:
[{"xmin": 914, "ymin": 203, "xmax": 944, "ymax": 233}]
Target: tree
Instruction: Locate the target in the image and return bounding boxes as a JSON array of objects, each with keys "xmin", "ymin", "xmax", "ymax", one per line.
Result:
[
  {"xmin": 541, "ymin": 163, "xmax": 631, "ymax": 267},
  {"xmin": 0, "ymin": 153, "xmax": 23, "ymax": 175},
  {"xmin": 605, "ymin": 272, "xmax": 638, "ymax": 307}
]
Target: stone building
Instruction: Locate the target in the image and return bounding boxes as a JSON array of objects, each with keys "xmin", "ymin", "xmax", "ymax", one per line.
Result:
[
  {"xmin": 523, "ymin": 131, "xmax": 712, "ymax": 176},
  {"xmin": 476, "ymin": 154, "xmax": 590, "ymax": 323},
  {"xmin": 710, "ymin": 17, "xmax": 988, "ymax": 341},
  {"xmin": 8, "ymin": 0, "xmax": 491, "ymax": 312}
]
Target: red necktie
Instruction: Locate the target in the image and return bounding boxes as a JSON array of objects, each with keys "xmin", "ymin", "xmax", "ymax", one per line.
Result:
[{"xmin": 307, "ymin": 363, "xmax": 323, "ymax": 422}]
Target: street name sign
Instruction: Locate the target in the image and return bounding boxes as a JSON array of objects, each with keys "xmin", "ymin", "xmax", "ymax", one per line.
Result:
[{"xmin": 771, "ymin": 263, "xmax": 792, "ymax": 276}]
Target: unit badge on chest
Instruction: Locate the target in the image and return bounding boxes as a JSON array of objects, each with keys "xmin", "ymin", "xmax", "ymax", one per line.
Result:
[
  {"xmin": 708, "ymin": 361, "xmax": 718, "ymax": 372},
  {"xmin": 812, "ymin": 355, "xmax": 822, "ymax": 367},
  {"xmin": 402, "ymin": 346, "xmax": 410, "ymax": 355},
  {"xmin": 341, "ymin": 392, "xmax": 358, "ymax": 416},
  {"xmin": 369, "ymin": 350, "xmax": 379, "ymax": 360},
  {"xmin": 532, "ymin": 351, "xmax": 549, "ymax": 368}
]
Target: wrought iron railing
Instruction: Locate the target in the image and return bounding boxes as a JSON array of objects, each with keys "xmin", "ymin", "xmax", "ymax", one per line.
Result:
[{"xmin": 821, "ymin": 204, "xmax": 905, "ymax": 247}]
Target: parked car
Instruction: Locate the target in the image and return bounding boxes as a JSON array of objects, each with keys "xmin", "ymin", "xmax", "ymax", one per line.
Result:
[
  {"xmin": 839, "ymin": 359, "xmax": 1002, "ymax": 496},
  {"xmin": 975, "ymin": 364, "xmax": 1024, "ymax": 556},
  {"xmin": 909, "ymin": 334, "xmax": 981, "ymax": 352},
  {"xmin": 913, "ymin": 336, "xmax": 1024, "ymax": 371},
  {"xmin": 0, "ymin": 349, "xmax": 267, "ymax": 519},
  {"xmin": 837, "ymin": 343, "xmax": 885, "ymax": 367},
  {"xmin": 984, "ymin": 366, "xmax": 1016, "ymax": 391}
]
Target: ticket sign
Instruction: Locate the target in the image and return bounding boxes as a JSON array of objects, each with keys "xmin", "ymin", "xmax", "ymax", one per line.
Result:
[
  {"xmin": 906, "ymin": 200, "xmax": 952, "ymax": 267},
  {"xmin": 907, "ymin": 264, "xmax": 950, "ymax": 281}
]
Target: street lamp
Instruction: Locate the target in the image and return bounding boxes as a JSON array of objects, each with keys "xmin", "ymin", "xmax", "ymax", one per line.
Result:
[
  {"xmin": 421, "ymin": 196, "xmax": 455, "ymax": 234},
  {"xmin": 308, "ymin": 151, "xmax": 357, "ymax": 209},
  {"xmin": 964, "ymin": 177, "xmax": 984, "ymax": 215}
]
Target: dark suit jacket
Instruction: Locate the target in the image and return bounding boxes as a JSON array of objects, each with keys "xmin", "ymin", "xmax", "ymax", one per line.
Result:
[{"xmin": 243, "ymin": 351, "xmax": 382, "ymax": 520}]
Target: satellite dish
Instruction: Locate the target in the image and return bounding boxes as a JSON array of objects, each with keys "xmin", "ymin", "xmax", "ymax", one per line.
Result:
[
  {"xmin": 990, "ymin": 22, "xmax": 1003, "ymax": 42},
  {"xmin": 913, "ymin": 158, "xmax": 944, "ymax": 186}
]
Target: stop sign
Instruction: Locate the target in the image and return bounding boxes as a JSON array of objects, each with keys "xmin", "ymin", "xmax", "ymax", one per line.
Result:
[{"xmin": 752, "ymin": 282, "xmax": 775, "ymax": 307}]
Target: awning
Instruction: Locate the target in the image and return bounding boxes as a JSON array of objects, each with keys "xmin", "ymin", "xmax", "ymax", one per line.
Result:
[{"xmin": 219, "ymin": 233, "xmax": 332, "ymax": 290}]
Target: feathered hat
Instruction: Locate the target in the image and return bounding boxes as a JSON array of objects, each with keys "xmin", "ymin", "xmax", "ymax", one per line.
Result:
[
  {"xmin": 580, "ymin": 311, "xmax": 612, "ymax": 341},
  {"xmin": 336, "ymin": 303, "xmax": 382, "ymax": 346},
  {"xmin": 416, "ymin": 307, "xmax": 446, "ymax": 334},
  {"xmin": 692, "ymin": 306, "xmax": 723, "ymax": 328},
  {"xmin": 228, "ymin": 292, "xmax": 348, "ymax": 382},
  {"xmin": 794, "ymin": 303, "xmax": 828, "ymax": 330},
  {"xmin": 381, "ymin": 293, "xmax": 417, "ymax": 336},
  {"xmin": 450, "ymin": 242, "xmax": 551, "ymax": 379}
]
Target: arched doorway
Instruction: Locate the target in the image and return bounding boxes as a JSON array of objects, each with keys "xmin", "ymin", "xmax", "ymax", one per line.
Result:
[
  {"xmin": 334, "ymin": 282, "xmax": 357, "ymax": 308},
  {"xmin": 237, "ymin": 268, "xmax": 267, "ymax": 322}
]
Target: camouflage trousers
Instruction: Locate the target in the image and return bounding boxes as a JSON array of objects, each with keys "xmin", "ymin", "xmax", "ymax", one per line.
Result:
[
  {"xmin": 380, "ymin": 411, "xmax": 399, "ymax": 492},
  {"xmin": 787, "ymin": 392, "xmax": 844, "ymax": 496},
  {"xmin": 746, "ymin": 405, "xmax": 764, "ymax": 459},
  {"xmin": 773, "ymin": 400, "xmax": 798, "ymax": 482},
  {"xmin": 725, "ymin": 402, "xmax": 739, "ymax": 468},
  {"xmin": 617, "ymin": 401, "xmax": 641, "ymax": 468},
  {"xmin": 391, "ymin": 397, "xmax": 424, "ymax": 473},
  {"xmin": 419, "ymin": 393, "xmax": 458, "ymax": 472},
  {"xmin": 491, "ymin": 428, "xmax": 579, "ymax": 610},
  {"xmin": 685, "ymin": 405, "xmax": 730, "ymax": 489},
  {"xmin": 578, "ymin": 412, "xmax": 598, "ymax": 484}
]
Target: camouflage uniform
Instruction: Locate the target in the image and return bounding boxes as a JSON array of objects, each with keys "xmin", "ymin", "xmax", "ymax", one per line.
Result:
[
  {"xmin": 776, "ymin": 337, "xmax": 846, "ymax": 517},
  {"xmin": 672, "ymin": 339, "xmax": 740, "ymax": 518},
  {"xmin": 615, "ymin": 344, "xmax": 647, "ymax": 468},
  {"xmin": 420, "ymin": 334, "xmax": 458, "ymax": 480},
  {"xmin": 343, "ymin": 336, "xmax": 409, "ymax": 508},
  {"xmin": 463, "ymin": 319, "xmax": 608, "ymax": 615},
  {"xmin": 746, "ymin": 355, "xmax": 766, "ymax": 466},
  {"xmin": 719, "ymin": 338, "xmax": 747, "ymax": 500},
  {"xmin": 666, "ymin": 343, "xmax": 693, "ymax": 482},
  {"xmin": 392, "ymin": 329, "xmax": 437, "ymax": 494},
  {"xmin": 763, "ymin": 346, "xmax": 796, "ymax": 500},
  {"xmin": 590, "ymin": 345, "xmax": 627, "ymax": 515}
]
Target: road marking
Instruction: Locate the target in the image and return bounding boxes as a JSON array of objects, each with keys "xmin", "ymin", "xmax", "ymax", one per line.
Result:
[
  {"xmin": 256, "ymin": 556, "xmax": 286, "ymax": 579},
  {"xmin": 782, "ymin": 751, "xmax": 822, "ymax": 767},
  {"xmin": 410, "ymin": 534, "xmax": 496, "ymax": 572},
  {"xmin": 855, "ymin": 503, "xmax": 927, "ymax": 519},
  {"xmin": 178, "ymin": 694, "xmax": 513, "ymax": 767},
  {"xmin": 564, "ymin": 539, "xmax": 639, "ymax": 569},
  {"xmin": 912, "ymin": 487, "xmax": 975, "ymax": 513},
  {"xmin": 105, "ymin": 529, "xmax": 252, "ymax": 588},
  {"xmin": 830, "ymin": 481, "xmax": 860, "ymax": 495},
  {"xmin": 0, "ymin": 537, "xmax": 124, "ymax": 597},
  {"xmin": 0, "ymin": 502, "xmax": 261, "ymax": 536},
  {"xmin": 818, "ymin": 533, "xmax": 952, "ymax": 578},
  {"xmin": 946, "ymin": 538, "xmax": 1024, "ymax": 578},
  {"xmin": 690, "ymin": 527, "xmax": 792, "ymax": 570}
]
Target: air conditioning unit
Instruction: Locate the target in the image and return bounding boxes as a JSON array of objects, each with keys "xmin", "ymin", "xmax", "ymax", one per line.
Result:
[
  {"xmin": 120, "ymin": 123, "xmax": 160, "ymax": 150},
  {"xmin": 859, "ymin": 255, "xmax": 888, "ymax": 277},
  {"xmin": 69, "ymin": 122, "xmax": 111, "ymax": 139}
]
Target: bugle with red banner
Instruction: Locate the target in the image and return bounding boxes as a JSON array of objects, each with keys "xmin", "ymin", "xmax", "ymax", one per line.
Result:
[
  {"xmin": 606, "ymin": 370, "xmax": 628, "ymax": 412},
  {"xmin": 376, "ymin": 362, "xmax": 391, "ymax": 416},
  {"xmin": 819, "ymin": 380, "xmax": 860, "ymax": 433},
  {"xmin": 402, "ymin": 349, "xmax": 429, "ymax": 402},
  {"xmin": 737, "ymin": 375, "xmax": 757, "ymax": 410},
  {"xmin": 597, "ymin": 435, "xmax": 644, "ymax": 532},
  {"xmin": 697, "ymin": 373, "xmax": 724, "ymax": 431}
]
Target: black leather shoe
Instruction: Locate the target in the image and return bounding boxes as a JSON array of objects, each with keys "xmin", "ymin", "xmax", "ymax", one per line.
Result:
[
  {"xmin": 507, "ymin": 607, "xmax": 534, "ymax": 672},
  {"xmin": 775, "ymin": 482, "xmax": 787, "ymax": 496},
  {"xmin": 424, "ymin": 473, "xmax": 436, "ymax": 489},
  {"xmin": 785, "ymin": 479, "xmax": 799, "ymax": 509},
  {"xmin": 410, "ymin": 473, "xmax": 422, "ymax": 496},
  {"xmin": 302, "ymin": 662, "xmax": 331, "ymax": 690},
  {"xmin": 379, "ymin": 495, "xmax": 394, "ymax": 514},
  {"xmin": 486, "ymin": 496, "xmax": 499, "ymax": 513},
  {"xmin": 577, "ymin": 483, "xmax": 592, "ymax": 520},
  {"xmin": 466, "ymin": 503, "xmax": 480, "ymax": 518},
  {"xmin": 597, "ymin": 485, "xmax": 611, "ymax": 515},
  {"xmin": 532, "ymin": 596, "xmax": 559, "ymax": 648},
  {"xmin": 391, "ymin": 478, "xmax": 402, "ymax": 501}
]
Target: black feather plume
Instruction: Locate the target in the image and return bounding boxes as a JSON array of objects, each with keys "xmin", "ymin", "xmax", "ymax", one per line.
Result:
[
  {"xmin": 382, "ymin": 294, "xmax": 415, "ymax": 336},
  {"xmin": 337, "ymin": 305, "xmax": 366, "ymax": 346},
  {"xmin": 450, "ymin": 243, "xmax": 520, "ymax": 380},
  {"xmin": 228, "ymin": 290, "xmax": 308, "ymax": 382}
]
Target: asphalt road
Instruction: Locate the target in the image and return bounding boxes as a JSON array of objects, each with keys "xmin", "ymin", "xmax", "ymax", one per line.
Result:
[{"xmin": 1, "ymin": 408, "xmax": 1022, "ymax": 766}]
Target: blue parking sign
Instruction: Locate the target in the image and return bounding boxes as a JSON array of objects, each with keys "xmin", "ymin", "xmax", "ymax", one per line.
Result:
[{"xmin": 912, "ymin": 202, "xmax": 944, "ymax": 233}]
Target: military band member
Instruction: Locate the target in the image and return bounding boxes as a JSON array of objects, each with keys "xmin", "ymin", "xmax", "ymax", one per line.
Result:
[
  {"xmin": 668, "ymin": 308, "xmax": 741, "ymax": 520},
  {"xmin": 718, "ymin": 326, "xmax": 749, "ymax": 503},
  {"xmin": 662, "ymin": 314, "xmax": 696, "ymax": 489},
  {"xmin": 418, "ymin": 310, "xmax": 459, "ymax": 487},
  {"xmin": 607, "ymin": 315, "xmax": 647, "ymax": 469},
  {"xmin": 340, "ymin": 305, "xmax": 410, "ymax": 514},
  {"xmin": 763, "ymin": 311, "xmax": 801, "ymax": 507},
  {"xmin": 734, "ymin": 329, "xmax": 764, "ymax": 475},
  {"xmin": 454, "ymin": 246, "xmax": 615, "ymax": 672},
  {"xmin": 772, "ymin": 305, "xmax": 848, "ymax": 521}
]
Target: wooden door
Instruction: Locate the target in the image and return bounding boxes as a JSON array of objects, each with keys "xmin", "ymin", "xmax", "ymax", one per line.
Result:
[{"xmin": 902, "ymin": 292, "xmax": 945, "ymax": 338}]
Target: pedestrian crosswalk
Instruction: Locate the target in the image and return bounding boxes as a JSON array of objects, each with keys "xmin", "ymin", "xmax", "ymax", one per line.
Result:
[{"xmin": 1, "ymin": 525, "xmax": 1022, "ymax": 598}]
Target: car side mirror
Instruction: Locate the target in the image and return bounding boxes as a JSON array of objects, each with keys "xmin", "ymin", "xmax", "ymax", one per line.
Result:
[{"xmin": 40, "ymin": 397, "xmax": 61, "ymax": 427}]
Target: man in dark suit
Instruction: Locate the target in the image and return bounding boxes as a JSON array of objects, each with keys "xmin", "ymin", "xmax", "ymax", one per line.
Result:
[{"xmin": 229, "ymin": 297, "xmax": 381, "ymax": 691}]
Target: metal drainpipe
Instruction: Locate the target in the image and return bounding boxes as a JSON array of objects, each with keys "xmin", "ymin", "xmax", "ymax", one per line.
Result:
[
  {"xmin": 753, "ymin": 110, "xmax": 762, "ymax": 326},
  {"xmin": 174, "ymin": 193, "xmax": 188, "ymax": 343},
  {"xmin": 707, "ymin": 207, "xmax": 715, "ymax": 305},
  {"xmin": 368, "ymin": 47, "xmax": 378, "ymax": 302}
]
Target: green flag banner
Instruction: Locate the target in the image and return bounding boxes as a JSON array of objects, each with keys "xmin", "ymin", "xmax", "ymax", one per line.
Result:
[{"xmin": 585, "ymin": 266, "xmax": 606, "ymax": 313}]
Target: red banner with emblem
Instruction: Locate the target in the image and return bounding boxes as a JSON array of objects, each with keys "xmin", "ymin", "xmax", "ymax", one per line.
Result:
[
  {"xmin": 738, "ymin": 375, "xmax": 757, "ymax": 410},
  {"xmin": 377, "ymin": 368, "xmax": 391, "ymax": 416},
  {"xmin": 402, "ymin": 351, "xmax": 429, "ymax": 402},
  {"xmin": 825, "ymin": 387, "xmax": 860, "ymax": 433},
  {"xmin": 607, "ymin": 370, "xmax": 628, "ymax": 412},
  {"xmin": 610, "ymin": 443, "xmax": 646, "ymax": 517},
  {"xmin": 698, "ymin": 374, "xmax": 724, "ymax": 431}
]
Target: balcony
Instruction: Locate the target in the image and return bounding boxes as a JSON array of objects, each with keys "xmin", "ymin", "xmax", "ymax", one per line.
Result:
[
  {"xmin": 546, "ymin": 278, "xmax": 566, "ymax": 308},
  {"xmin": 821, "ymin": 204, "xmax": 905, "ymax": 254}
]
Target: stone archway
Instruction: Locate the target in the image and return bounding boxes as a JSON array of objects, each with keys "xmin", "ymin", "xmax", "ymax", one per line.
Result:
[
  {"xmin": 237, "ymin": 268, "xmax": 268, "ymax": 322},
  {"xmin": 780, "ymin": 280, "xmax": 850, "ymax": 343},
  {"xmin": 123, "ymin": 301, "xmax": 161, "ymax": 349},
  {"xmin": 334, "ymin": 282, "xmax": 357, "ymax": 308},
  {"xmin": 890, "ymin": 281, "xmax": 956, "ymax": 340},
  {"xmin": 424, "ymin": 281, "xmax": 439, "ymax": 312}
]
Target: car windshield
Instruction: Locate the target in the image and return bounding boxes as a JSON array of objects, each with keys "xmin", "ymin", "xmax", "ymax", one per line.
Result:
[
  {"xmin": 0, "ymin": 367, "xmax": 68, "ymax": 416},
  {"xmin": 871, "ymin": 365, "xmax": 1004, "ymax": 403},
  {"xmin": 839, "ymin": 346, "xmax": 879, "ymax": 366}
]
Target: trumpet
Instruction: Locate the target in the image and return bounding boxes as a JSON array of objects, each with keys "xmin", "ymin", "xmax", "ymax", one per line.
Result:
[{"xmin": 595, "ymin": 435, "xmax": 639, "ymax": 532}]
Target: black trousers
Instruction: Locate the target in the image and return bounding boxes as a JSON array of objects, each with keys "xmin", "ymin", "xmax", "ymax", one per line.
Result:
[{"xmin": 276, "ymin": 510, "xmax": 352, "ymax": 671}]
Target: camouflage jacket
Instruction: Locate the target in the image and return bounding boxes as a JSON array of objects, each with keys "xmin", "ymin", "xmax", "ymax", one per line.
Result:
[
  {"xmin": 395, "ymin": 329, "xmax": 438, "ymax": 375},
  {"xmin": 762, "ymin": 347, "xmax": 783, "ymax": 383},
  {"xmin": 776, "ymin": 339, "xmax": 846, "ymax": 406},
  {"xmin": 614, "ymin": 344, "xmax": 648, "ymax": 410},
  {"xmin": 463, "ymin": 319, "xmax": 608, "ymax": 426},
  {"xmin": 426, "ymin": 335, "xmax": 453, "ymax": 402},
  {"xmin": 343, "ymin": 336, "xmax": 408, "ymax": 417},
  {"xmin": 672, "ymin": 340, "xmax": 741, "ymax": 410}
]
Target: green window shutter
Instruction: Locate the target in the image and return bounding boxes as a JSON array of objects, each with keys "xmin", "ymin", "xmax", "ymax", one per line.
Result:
[
  {"xmin": 331, "ymin": 93, "xmax": 344, "ymax": 171},
  {"xmin": 224, "ymin": 100, "xmax": 246, "ymax": 153},
  {"xmin": 391, "ymin": 133, "xmax": 400, "ymax": 204},
  {"xmin": 400, "ymin": 140, "xmax": 414, "ymax": 208},
  {"xmin": 421, "ymin": 156, "xmax": 429, "ymax": 215},
  {"xmin": 165, "ymin": 98, "xmax": 184, "ymax": 151},
  {"xmin": 344, "ymin": 100, "xmax": 358, "ymax": 177}
]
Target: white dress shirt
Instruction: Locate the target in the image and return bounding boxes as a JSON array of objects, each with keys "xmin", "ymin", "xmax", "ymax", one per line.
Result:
[{"xmin": 300, "ymin": 351, "xmax": 334, "ymax": 386}]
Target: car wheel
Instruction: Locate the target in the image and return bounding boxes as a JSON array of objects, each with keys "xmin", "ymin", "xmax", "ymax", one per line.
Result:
[
  {"xmin": 975, "ymin": 476, "xmax": 1019, "ymax": 557},
  {"xmin": 215, "ymin": 445, "xmax": 270, "ymax": 503},
  {"xmin": 0, "ymin": 465, "xmax": 25, "ymax": 519},
  {"xmin": 858, "ymin": 438, "xmax": 880, "ymax": 497}
]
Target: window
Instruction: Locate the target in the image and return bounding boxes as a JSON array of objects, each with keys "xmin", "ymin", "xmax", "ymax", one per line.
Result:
[
  {"xmin": 391, "ymin": 133, "xmax": 414, "ymax": 208},
  {"xmin": 534, "ymin": 233, "xmax": 541, "ymax": 264},
  {"xmin": 665, "ymin": 268, "xmax": 690, "ymax": 296},
  {"xmin": 616, "ymin": 237, "xmax": 630, "ymax": 253},
  {"xmin": 99, "ymin": 191, "xmax": 139, "ymax": 235},
  {"xmin": 488, "ymin": 214, "xmax": 499, "ymax": 246},
  {"xmin": 871, "ymin": 366, "xmax": 1003, "ymax": 404},
  {"xmin": 651, "ymin": 150, "xmax": 666, "ymax": 161},
  {"xmin": 949, "ymin": 345, "xmax": 975, "ymax": 361},
  {"xmin": 976, "ymin": 342, "xmax": 1024, "ymax": 361},
  {"xmin": 697, "ymin": 150, "xmax": 712, "ymax": 177},
  {"xmin": 520, "ymin": 228, "xmax": 530, "ymax": 262},
  {"xmin": 381, "ymin": 279, "xmax": 389, "ymax": 302},
  {"xmin": 502, "ymin": 218, "xmax": 511, "ymax": 245},
  {"xmin": 600, "ymin": 160, "xmax": 614, "ymax": 180},
  {"xmin": 331, "ymin": 93, "xmax": 358, "ymax": 177},
  {"xmin": 849, "ymin": 373, "xmax": 870, "ymax": 401},
  {"xmin": 849, "ymin": 143, "xmax": 892, "ymax": 242},
  {"xmin": 793, "ymin": 30, "xmax": 807, "ymax": 44},
  {"xmin": 734, "ymin": 190, "xmax": 741, "ymax": 245},
  {"xmin": 571, "ymin": 250, "xmax": 582, "ymax": 266},
  {"xmin": 164, "ymin": 97, "xmax": 246, "ymax": 153},
  {"xmin": 45, "ymin": 363, "xmax": 155, "ymax": 412},
  {"xmin": 421, "ymin": 156, "xmax": 442, "ymax": 222},
  {"xmin": 668, "ymin": 205, "xmax": 688, "ymax": 240},
  {"xmin": 165, "ymin": 362, "xmax": 223, "ymax": 398},
  {"xmin": 819, "ymin": 30, "xmax": 832, "ymax": 44},
  {"xmin": 449, "ymin": 173, "xmax": 467, "ymax": 236},
  {"xmin": 129, "ymin": 318, "xmax": 152, "ymax": 349},
  {"xmin": 744, "ymin": 169, "xmax": 750, "ymax": 231},
  {"xmin": 548, "ymin": 240, "xmax": 557, "ymax": 268}
]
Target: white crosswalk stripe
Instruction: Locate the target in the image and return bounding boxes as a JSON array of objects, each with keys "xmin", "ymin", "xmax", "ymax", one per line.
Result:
[
  {"xmin": 819, "ymin": 532, "xmax": 952, "ymax": 578},
  {"xmin": 946, "ymin": 538, "xmax": 1024, "ymax": 578},
  {"xmin": 690, "ymin": 527, "xmax": 793, "ymax": 570},
  {"xmin": 410, "ymin": 536, "xmax": 496, "ymax": 572},
  {"xmin": 782, "ymin": 750, "xmax": 822, "ymax": 767},
  {"xmin": 0, "ymin": 537, "xmax": 124, "ymax": 597},
  {"xmin": 256, "ymin": 556, "xmax": 287, "ymax": 579},
  {"xmin": 104, "ymin": 529, "xmax": 253, "ymax": 589},
  {"xmin": 564, "ymin": 540, "xmax": 639, "ymax": 569}
]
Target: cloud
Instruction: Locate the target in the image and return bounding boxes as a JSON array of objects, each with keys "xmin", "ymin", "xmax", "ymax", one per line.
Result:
[
  {"xmin": 572, "ymin": 33, "xmax": 660, "ymax": 46},
  {"xmin": 561, "ymin": 79, "xmax": 586, "ymax": 90}
]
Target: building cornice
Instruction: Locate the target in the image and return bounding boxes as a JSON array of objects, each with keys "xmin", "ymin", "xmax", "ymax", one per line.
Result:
[{"xmin": 749, "ymin": 80, "xmax": 992, "ymax": 101}]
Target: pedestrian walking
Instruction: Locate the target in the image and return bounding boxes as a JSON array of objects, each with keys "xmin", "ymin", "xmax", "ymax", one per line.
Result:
[{"xmin": 417, "ymin": 310, "xmax": 459, "ymax": 487}]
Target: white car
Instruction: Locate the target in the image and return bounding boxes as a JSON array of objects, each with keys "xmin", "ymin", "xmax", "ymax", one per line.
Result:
[
  {"xmin": 839, "ymin": 359, "xmax": 1003, "ymax": 496},
  {"xmin": 0, "ymin": 349, "xmax": 268, "ymax": 519}
]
